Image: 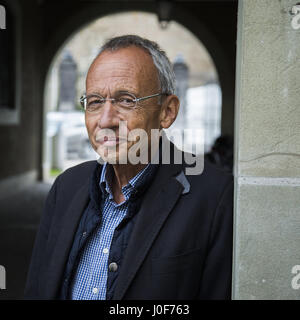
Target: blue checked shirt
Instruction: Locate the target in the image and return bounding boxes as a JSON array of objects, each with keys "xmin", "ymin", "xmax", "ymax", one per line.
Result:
[{"xmin": 70, "ymin": 162, "xmax": 152, "ymax": 300}]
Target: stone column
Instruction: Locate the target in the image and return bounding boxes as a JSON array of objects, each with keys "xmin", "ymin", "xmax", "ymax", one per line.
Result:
[{"xmin": 233, "ymin": 0, "xmax": 300, "ymax": 299}]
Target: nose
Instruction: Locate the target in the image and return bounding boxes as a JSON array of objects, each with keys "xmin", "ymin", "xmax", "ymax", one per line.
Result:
[{"xmin": 97, "ymin": 99, "xmax": 119, "ymax": 129}]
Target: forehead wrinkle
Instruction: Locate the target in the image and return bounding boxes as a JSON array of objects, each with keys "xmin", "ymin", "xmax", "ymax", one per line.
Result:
[
  {"xmin": 89, "ymin": 65, "xmax": 141, "ymax": 85},
  {"xmin": 86, "ymin": 47, "xmax": 159, "ymax": 95},
  {"xmin": 87, "ymin": 61, "xmax": 138, "ymax": 85},
  {"xmin": 87, "ymin": 74, "xmax": 141, "ymax": 97},
  {"xmin": 89, "ymin": 57, "xmax": 141, "ymax": 75},
  {"xmin": 87, "ymin": 77, "xmax": 139, "ymax": 97}
]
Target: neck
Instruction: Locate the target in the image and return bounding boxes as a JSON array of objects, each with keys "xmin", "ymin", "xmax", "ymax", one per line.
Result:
[
  {"xmin": 112, "ymin": 163, "xmax": 147, "ymax": 188},
  {"xmin": 108, "ymin": 140, "xmax": 161, "ymax": 203},
  {"xmin": 110, "ymin": 163, "xmax": 147, "ymax": 204}
]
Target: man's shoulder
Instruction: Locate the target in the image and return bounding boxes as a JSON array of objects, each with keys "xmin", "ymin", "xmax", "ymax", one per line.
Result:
[
  {"xmin": 201, "ymin": 159, "xmax": 233, "ymax": 181},
  {"xmin": 171, "ymin": 142, "xmax": 233, "ymax": 187},
  {"xmin": 57, "ymin": 160, "xmax": 100, "ymax": 186},
  {"xmin": 184, "ymin": 158, "xmax": 233, "ymax": 195}
]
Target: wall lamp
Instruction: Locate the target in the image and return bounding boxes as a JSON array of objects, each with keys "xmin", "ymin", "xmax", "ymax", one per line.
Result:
[{"xmin": 156, "ymin": 0, "xmax": 173, "ymax": 29}]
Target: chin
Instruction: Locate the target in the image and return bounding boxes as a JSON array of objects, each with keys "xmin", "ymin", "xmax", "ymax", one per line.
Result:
[{"xmin": 96, "ymin": 145, "xmax": 129, "ymax": 165}]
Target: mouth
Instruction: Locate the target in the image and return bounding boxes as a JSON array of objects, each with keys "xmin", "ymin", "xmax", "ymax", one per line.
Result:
[{"xmin": 97, "ymin": 136, "xmax": 127, "ymax": 147}]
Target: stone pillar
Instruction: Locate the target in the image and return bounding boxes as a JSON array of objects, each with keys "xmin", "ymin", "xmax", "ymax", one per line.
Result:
[
  {"xmin": 58, "ymin": 50, "xmax": 77, "ymax": 111},
  {"xmin": 233, "ymin": 0, "xmax": 300, "ymax": 299}
]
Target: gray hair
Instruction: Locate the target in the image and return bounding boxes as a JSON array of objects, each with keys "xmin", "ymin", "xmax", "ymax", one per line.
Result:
[{"xmin": 99, "ymin": 35, "xmax": 175, "ymax": 95}]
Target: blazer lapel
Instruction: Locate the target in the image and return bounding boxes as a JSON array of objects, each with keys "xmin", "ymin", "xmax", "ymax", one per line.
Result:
[
  {"xmin": 113, "ymin": 162, "xmax": 184, "ymax": 300},
  {"xmin": 44, "ymin": 177, "xmax": 90, "ymax": 299}
]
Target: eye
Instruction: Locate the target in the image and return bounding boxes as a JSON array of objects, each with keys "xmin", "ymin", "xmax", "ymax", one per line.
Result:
[
  {"xmin": 117, "ymin": 95, "xmax": 136, "ymax": 108},
  {"xmin": 85, "ymin": 95, "xmax": 105, "ymax": 112},
  {"xmin": 87, "ymin": 97, "xmax": 105, "ymax": 106}
]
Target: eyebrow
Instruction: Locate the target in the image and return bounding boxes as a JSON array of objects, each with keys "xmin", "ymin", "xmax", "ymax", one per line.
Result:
[{"xmin": 87, "ymin": 90, "xmax": 138, "ymax": 97}]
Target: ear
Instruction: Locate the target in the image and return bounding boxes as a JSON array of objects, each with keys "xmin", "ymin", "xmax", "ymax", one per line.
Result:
[{"xmin": 159, "ymin": 95, "xmax": 180, "ymax": 129}]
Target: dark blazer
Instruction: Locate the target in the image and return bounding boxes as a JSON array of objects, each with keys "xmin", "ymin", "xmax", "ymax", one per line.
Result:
[{"xmin": 24, "ymin": 146, "xmax": 233, "ymax": 300}]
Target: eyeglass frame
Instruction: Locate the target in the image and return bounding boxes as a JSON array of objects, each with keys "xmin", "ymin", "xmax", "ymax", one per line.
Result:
[{"xmin": 79, "ymin": 92, "xmax": 169, "ymax": 112}]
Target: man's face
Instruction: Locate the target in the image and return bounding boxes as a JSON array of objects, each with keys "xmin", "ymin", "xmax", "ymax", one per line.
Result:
[{"xmin": 85, "ymin": 46, "xmax": 163, "ymax": 163}]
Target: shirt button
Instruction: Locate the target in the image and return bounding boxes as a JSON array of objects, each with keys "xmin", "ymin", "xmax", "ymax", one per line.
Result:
[
  {"xmin": 92, "ymin": 287, "xmax": 98, "ymax": 294},
  {"xmin": 82, "ymin": 231, "xmax": 87, "ymax": 237},
  {"xmin": 108, "ymin": 262, "xmax": 118, "ymax": 272},
  {"xmin": 103, "ymin": 248, "xmax": 109, "ymax": 254}
]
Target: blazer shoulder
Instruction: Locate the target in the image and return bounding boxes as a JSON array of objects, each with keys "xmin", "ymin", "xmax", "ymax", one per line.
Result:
[
  {"xmin": 185, "ymin": 157, "xmax": 233, "ymax": 184},
  {"xmin": 202, "ymin": 159, "xmax": 233, "ymax": 182},
  {"xmin": 57, "ymin": 160, "xmax": 100, "ymax": 187},
  {"xmin": 184, "ymin": 158, "xmax": 233, "ymax": 202},
  {"xmin": 176, "ymin": 143, "xmax": 232, "ymax": 186}
]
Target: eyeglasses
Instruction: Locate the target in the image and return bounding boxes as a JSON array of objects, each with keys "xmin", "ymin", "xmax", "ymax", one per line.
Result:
[{"xmin": 80, "ymin": 92, "xmax": 167, "ymax": 113}]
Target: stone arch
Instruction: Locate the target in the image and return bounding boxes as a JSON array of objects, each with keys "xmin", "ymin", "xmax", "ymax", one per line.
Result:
[{"xmin": 41, "ymin": 2, "xmax": 235, "ymax": 137}]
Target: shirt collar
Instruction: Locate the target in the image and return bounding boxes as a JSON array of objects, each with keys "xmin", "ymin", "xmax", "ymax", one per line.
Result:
[{"xmin": 99, "ymin": 162, "xmax": 154, "ymax": 202}]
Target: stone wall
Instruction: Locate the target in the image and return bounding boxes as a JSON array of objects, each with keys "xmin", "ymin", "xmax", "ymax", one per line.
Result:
[
  {"xmin": 0, "ymin": 0, "xmax": 42, "ymax": 186},
  {"xmin": 233, "ymin": 0, "xmax": 300, "ymax": 299}
]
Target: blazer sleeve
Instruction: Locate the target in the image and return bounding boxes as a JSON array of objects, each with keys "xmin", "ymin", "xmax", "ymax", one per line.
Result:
[
  {"xmin": 24, "ymin": 175, "xmax": 61, "ymax": 299},
  {"xmin": 197, "ymin": 178, "xmax": 234, "ymax": 300}
]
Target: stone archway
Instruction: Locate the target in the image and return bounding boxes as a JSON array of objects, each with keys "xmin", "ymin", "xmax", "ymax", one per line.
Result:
[{"xmin": 41, "ymin": 2, "xmax": 235, "ymax": 132}]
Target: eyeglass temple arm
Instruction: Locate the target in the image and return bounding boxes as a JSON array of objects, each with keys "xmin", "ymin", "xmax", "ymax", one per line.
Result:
[
  {"xmin": 80, "ymin": 95, "xmax": 86, "ymax": 105},
  {"xmin": 136, "ymin": 93, "xmax": 165, "ymax": 102}
]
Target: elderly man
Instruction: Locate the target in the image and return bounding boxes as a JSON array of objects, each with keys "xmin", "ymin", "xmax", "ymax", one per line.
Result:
[{"xmin": 25, "ymin": 35, "xmax": 233, "ymax": 300}]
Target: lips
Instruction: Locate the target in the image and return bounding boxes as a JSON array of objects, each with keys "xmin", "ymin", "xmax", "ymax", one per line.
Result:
[
  {"xmin": 97, "ymin": 135, "xmax": 127, "ymax": 146},
  {"xmin": 98, "ymin": 136, "xmax": 118, "ymax": 142}
]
